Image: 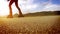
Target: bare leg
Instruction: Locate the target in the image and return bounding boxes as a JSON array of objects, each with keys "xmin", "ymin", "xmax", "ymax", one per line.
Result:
[
  {"xmin": 9, "ymin": 1, "xmax": 14, "ymax": 17},
  {"xmin": 15, "ymin": 1, "xmax": 24, "ymax": 17}
]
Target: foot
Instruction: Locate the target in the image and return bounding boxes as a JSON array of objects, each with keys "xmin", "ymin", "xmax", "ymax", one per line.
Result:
[
  {"xmin": 18, "ymin": 15, "xmax": 24, "ymax": 17},
  {"xmin": 7, "ymin": 15, "xmax": 13, "ymax": 18}
]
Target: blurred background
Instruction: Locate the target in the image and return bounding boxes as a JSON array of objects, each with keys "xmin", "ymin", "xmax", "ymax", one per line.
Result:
[{"xmin": 0, "ymin": 0, "xmax": 60, "ymax": 16}]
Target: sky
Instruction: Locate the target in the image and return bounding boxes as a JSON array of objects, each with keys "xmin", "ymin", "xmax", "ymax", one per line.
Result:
[{"xmin": 0, "ymin": 0, "xmax": 60, "ymax": 16}]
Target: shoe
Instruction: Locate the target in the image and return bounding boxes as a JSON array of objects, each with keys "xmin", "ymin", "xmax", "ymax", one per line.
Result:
[
  {"xmin": 7, "ymin": 15, "xmax": 13, "ymax": 18},
  {"xmin": 18, "ymin": 15, "xmax": 24, "ymax": 17}
]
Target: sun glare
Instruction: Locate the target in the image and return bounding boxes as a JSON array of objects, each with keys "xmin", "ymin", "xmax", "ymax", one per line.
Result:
[
  {"xmin": 0, "ymin": 11, "xmax": 9, "ymax": 16},
  {"xmin": 0, "ymin": 0, "xmax": 20, "ymax": 16},
  {"xmin": 0, "ymin": 0, "xmax": 9, "ymax": 16}
]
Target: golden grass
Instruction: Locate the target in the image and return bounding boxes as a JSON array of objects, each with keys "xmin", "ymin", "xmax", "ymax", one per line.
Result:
[{"xmin": 0, "ymin": 16, "xmax": 60, "ymax": 34}]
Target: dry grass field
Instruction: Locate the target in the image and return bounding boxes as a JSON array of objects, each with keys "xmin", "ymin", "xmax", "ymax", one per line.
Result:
[{"xmin": 0, "ymin": 15, "xmax": 60, "ymax": 34}]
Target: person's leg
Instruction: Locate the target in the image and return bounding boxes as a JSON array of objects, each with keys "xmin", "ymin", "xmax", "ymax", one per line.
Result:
[
  {"xmin": 15, "ymin": 1, "xmax": 24, "ymax": 17},
  {"xmin": 8, "ymin": 1, "xmax": 14, "ymax": 18}
]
